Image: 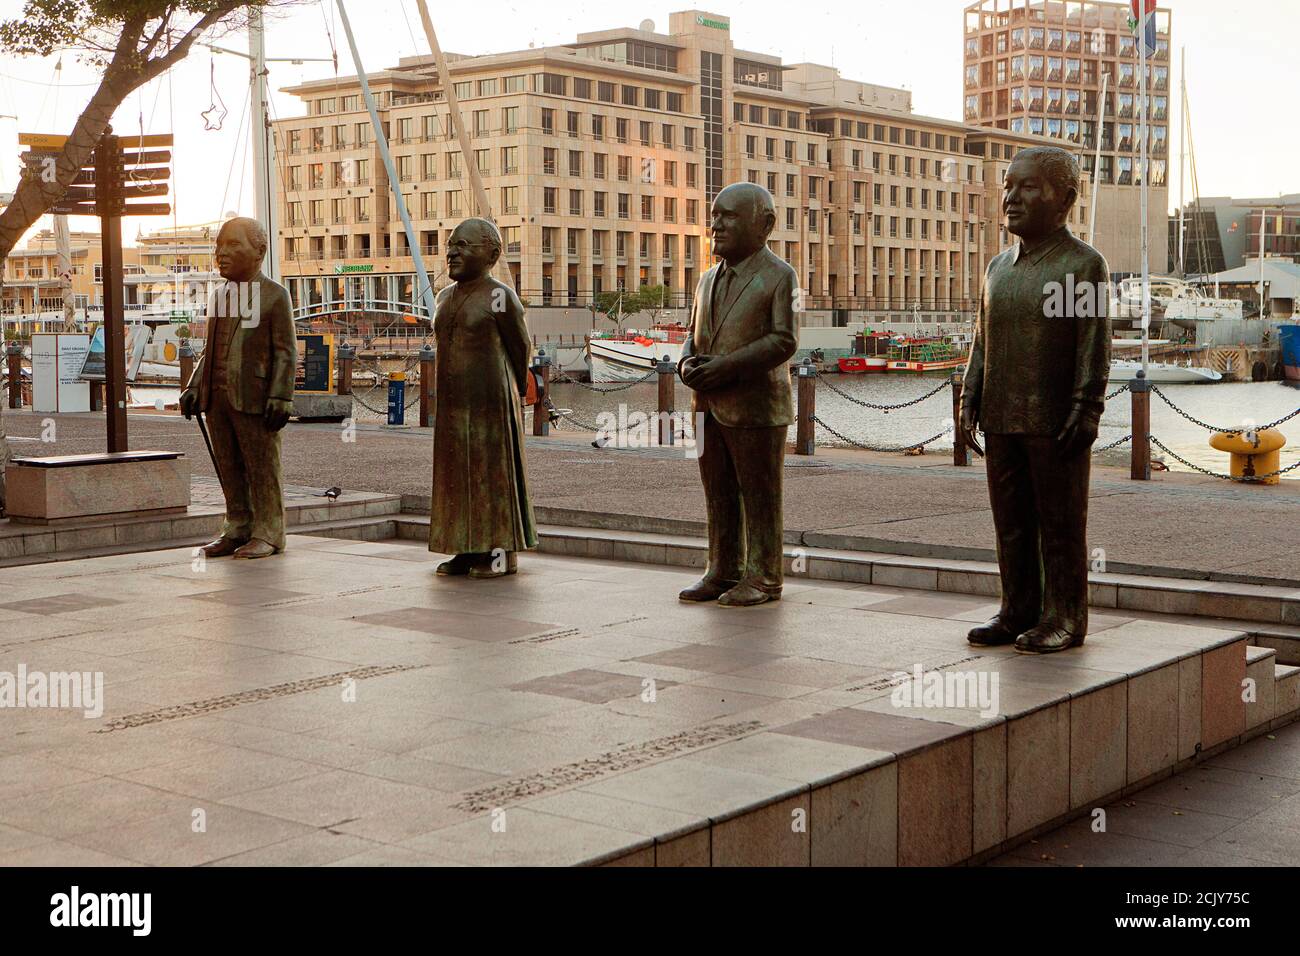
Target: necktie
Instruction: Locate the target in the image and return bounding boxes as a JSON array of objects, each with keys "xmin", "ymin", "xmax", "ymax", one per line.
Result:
[{"xmin": 713, "ymin": 267, "xmax": 733, "ymax": 325}]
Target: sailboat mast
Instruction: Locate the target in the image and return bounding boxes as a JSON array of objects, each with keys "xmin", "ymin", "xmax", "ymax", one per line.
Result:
[
  {"xmin": 1088, "ymin": 71, "xmax": 1107, "ymax": 248},
  {"xmin": 1176, "ymin": 47, "xmax": 1185, "ymax": 277},
  {"xmin": 334, "ymin": 0, "xmax": 436, "ymax": 320},
  {"xmin": 413, "ymin": 0, "xmax": 512, "ymax": 287},
  {"xmin": 1139, "ymin": 7, "xmax": 1150, "ymax": 374}
]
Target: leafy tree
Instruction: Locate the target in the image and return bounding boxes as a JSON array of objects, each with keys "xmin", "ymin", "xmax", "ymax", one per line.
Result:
[{"xmin": 0, "ymin": 0, "xmax": 294, "ymax": 511}]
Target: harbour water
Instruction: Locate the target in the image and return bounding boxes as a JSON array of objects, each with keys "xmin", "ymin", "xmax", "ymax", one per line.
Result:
[{"xmin": 545, "ymin": 374, "xmax": 1300, "ymax": 481}]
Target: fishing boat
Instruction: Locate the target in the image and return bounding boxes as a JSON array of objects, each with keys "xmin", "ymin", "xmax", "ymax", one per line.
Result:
[
  {"xmin": 884, "ymin": 333, "xmax": 968, "ymax": 373},
  {"xmin": 587, "ymin": 326, "xmax": 688, "ymax": 382}
]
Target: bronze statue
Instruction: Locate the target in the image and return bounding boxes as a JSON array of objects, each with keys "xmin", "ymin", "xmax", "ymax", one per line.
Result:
[
  {"xmin": 180, "ymin": 217, "xmax": 295, "ymax": 560},
  {"xmin": 961, "ymin": 146, "xmax": 1111, "ymax": 653},
  {"xmin": 678, "ymin": 182, "xmax": 798, "ymax": 607},
  {"xmin": 428, "ymin": 218, "xmax": 537, "ymax": 577}
]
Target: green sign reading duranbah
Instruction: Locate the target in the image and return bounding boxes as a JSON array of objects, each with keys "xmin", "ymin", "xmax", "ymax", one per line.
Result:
[
  {"xmin": 334, "ymin": 263, "xmax": 374, "ymax": 274},
  {"xmin": 696, "ymin": 14, "xmax": 729, "ymax": 30}
]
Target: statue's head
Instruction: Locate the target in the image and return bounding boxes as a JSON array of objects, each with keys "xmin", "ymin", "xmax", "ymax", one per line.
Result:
[
  {"xmin": 215, "ymin": 217, "xmax": 267, "ymax": 282},
  {"xmin": 447, "ymin": 218, "xmax": 502, "ymax": 282},
  {"xmin": 710, "ymin": 182, "xmax": 776, "ymax": 265},
  {"xmin": 1003, "ymin": 146, "xmax": 1079, "ymax": 242}
]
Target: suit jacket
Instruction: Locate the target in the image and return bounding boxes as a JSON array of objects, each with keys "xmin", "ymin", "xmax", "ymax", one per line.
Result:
[
  {"xmin": 963, "ymin": 226, "xmax": 1111, "ymax": 436},
  {"xmin": 679, "ymin": 245, "xmax": 799, "ymax": 428},
  {"xmin": 185, "ymin": 273, "xmax": 296, "ymax": 415}
]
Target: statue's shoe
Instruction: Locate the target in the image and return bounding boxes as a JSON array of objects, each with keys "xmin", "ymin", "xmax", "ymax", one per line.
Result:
[
  {"xmin": 232, "ymin": 539, "xmax": 279, "ymax": 560},
  {"xmin": 717, "ymin": 582, "xmax": 781, "ymax": 608},
  {"xmin": 678, "ymin": 577, "xmax": 738, "ymax": 602},
  {"xmin": 469, "ymin": 552, "xmax": 518, "ymax": 578},
  {"xmin": 200, "ymin": 536, "xmax": 248, "ymax": 558},
  {"xmin": 436, "ymin": 553, "xmax": 477, "ymax": 576},
  {"xmin": 967, "ymin": 615, "xmax": 1031, "ymax": 646},
  {"xmin": 1014, "ymin": 624, "xmax": 1085, "ymax": 655}
]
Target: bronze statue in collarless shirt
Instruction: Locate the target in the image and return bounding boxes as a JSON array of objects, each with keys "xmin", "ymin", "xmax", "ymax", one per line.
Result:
[
  {"xmin": 961, "ymin": 146, "xmax": 1111, "ymax": 654},
  {"xmin": 678, "ymin": 183, "xmax": 798, "ymax": 608}
]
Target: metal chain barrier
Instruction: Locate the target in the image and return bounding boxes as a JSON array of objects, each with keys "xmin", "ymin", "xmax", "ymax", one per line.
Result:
[
  {"xmin": 1148, "ymin": 435, "xmax": 1300, "ymax": 482},
  {"xmin": 559, "ymin": 367, "xmax": 659, "ymax": 392},
  {"xmin": 1105, "ymin": 383, "xmax": 1130, "ymax": 400},
  {"xmin": 812, "ymin": 414, "xmax": 947, "ymax": 453},
  {"xmin": 349, "ymin": 383, "xmax": 421, "ymax": 416},
  {"xmin": 1150, "ymin": 384, "xmax": 1300, "ymax": 434},
  {"xmin": 818, "ymin": 374, "xmax": 950, "ymax": 410},
  {"xmin": 1093, "ymin": 433, "xmax": 1133, "ymax": 454},
  {"xmin": 536, "ymin": 396, "xmax": 605, "ymax": 432}
]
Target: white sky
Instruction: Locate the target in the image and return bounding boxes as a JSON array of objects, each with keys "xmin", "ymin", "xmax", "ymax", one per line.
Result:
[{"xmin": 0, "ymin": 0, "xmax": 1291, "ymax": 246}]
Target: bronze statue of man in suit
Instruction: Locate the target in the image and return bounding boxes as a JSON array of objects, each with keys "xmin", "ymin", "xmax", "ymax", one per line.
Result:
[
  {"xmin": 180, "ymin": 217, "xmax": 295, "ymax": 560},
  {"xmin": 428, "ymin": 218, "xmax": 537, "ymax": 578},
  {"xmin": 678, "ymin": 182, "xmax": 798, "ymax": 607},
  {"xmin": 961, "ymin": 146, "xmax": 1111, "ymax": 653}
]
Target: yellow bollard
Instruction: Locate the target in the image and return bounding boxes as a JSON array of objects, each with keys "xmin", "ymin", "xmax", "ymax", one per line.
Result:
[{"xmin": 1209, "ymin": 428, "xmax": 1287, "ymax": 485}]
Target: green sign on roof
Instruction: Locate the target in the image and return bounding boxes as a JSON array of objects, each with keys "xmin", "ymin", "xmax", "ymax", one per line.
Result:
[{"xmin": 696, "ymin": 15, "xmax": 729, "ymax": 30}]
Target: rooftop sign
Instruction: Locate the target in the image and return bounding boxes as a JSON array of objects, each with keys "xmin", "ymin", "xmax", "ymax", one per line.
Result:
[{"xmin": 695, "ymin": 14, "xmax": 729, "ymax": 30}]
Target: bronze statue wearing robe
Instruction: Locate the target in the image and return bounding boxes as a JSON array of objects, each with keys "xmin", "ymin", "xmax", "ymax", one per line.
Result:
[{"xmin": 428, "ymin": 219, "xmax": 537, "ymax": 577}]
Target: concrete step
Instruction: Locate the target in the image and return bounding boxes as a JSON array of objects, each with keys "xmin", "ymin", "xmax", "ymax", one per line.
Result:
[
  {"xmin": 388, "ymin": 516, "xmax": 1300, "ymax": 629},
  {"xmin": 0, "ymin": 514, "xmax": 399, "ymax": 568},
  {"xmin": 1246, "ymin": 645, "xmax": 1278, "ymax": 734},
  {"xmin": 0, "ymin": 491, "xmax": 401, "ymax": 564},
  {"xmin": 1277, "ymin": 665, "xmax": 1300, "ymax": 723},
  {"xmin": 1251, "ymin": 630, "xmax": 1300, "ymax": 667}
]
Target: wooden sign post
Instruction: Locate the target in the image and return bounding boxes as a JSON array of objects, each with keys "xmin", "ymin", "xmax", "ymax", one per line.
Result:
[{"xmin": 22, "ymin": 126, "xmax": 173, "ymax": 453}]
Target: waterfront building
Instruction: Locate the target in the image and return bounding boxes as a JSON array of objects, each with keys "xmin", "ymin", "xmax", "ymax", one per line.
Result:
[
  {"xmin": 274, "ymin": 9, "xmax": 1090, "ymax": 333},
  {"xmin": 1169, "ymin": 195, "xmax": 1300, "ymax": 277},
  {"xmin": 963, "ymin": 0, "xmax": 1170, "ymax": 275}
]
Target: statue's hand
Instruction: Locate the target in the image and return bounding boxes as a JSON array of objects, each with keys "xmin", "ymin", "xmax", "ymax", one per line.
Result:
[
  {"xmin": 1056, "ymin": 406, "xmax": 1099, "ymax": 460},
  {"xmin": 684, "ymin": 354, "xmax": 731, "ymax": 392},
  {"xmin": 959, "ymin": 402, "xmax": 983, "ymax": 457},
  {"xmin": 180, "ymin": 389, "xmax": 198, "ymax": 421},
  {"xmin": 264, "ymin": 398, "xmax": 293, "ymax": 432}
]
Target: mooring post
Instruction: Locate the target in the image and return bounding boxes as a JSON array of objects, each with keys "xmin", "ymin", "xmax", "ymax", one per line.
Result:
[
  {"xmin": 1130, "ymin": 372, "xmax": 1151, "ymax": 480},
  {"xmin": 418, "ymin": 344, "xmax": 436, "ymax": 427},
  {"xmin": 531, "ymin": 350, "xmax": 551, "ymax": 437},
  {"xmin": 336, "ymin": 341, "xmax": 355, "ymax": 396},
  {"xmin": 6, "ymin": 340, "xmax": 22, "ymax": 409},
  {"xmin": 951, "ymin": 369, "xmax": 969, "ymax": 467},
  {"xmin": 795, "ymin": 357, "xmax": 816, "ymax": 456},
  {"xmin": 657, "ymin": 353, "xmax": 675, "ymax": 446},
  {"xmin": 178, "ymin": 342, "xmax": 195, "ymax": 392}
]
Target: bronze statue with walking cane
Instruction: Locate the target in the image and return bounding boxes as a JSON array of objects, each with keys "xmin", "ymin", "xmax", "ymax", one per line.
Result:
[{"xmin": 180, "ymin": 217, "xmax": 295, "ymax": 560}]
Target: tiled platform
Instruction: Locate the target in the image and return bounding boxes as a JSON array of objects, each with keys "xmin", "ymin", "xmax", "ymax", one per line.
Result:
[{"xmin": 0, "ymin": 539, "xmax": 1295, "ymax": 866}]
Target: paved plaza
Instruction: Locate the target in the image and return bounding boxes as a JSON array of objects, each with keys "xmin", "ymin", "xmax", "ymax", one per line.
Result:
[{"xmin": 1, "ymin": 535, "xmax": 1294, "ymax": 866}]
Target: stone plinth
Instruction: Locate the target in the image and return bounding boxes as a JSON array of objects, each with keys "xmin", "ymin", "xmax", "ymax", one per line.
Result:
[
  {"xmin": 292, "ymin": 393, "xmax": 353, "ymax": 422},
  {"xmin": 5, "ymin": 451, "xmax": 190, "ymax": 526}
]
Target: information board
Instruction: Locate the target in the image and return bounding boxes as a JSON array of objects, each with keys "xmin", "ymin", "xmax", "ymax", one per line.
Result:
[{"xmin": 295, "ymin": 333, "xmax": 334, "ymax": 394}]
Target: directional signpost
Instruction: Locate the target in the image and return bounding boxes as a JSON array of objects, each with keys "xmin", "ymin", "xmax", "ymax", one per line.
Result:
[{"xmin": 20, "ymin": 127, "xmax": 173, "ymax": 452}]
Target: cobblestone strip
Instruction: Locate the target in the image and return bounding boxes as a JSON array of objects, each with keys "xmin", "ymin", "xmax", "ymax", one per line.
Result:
[
  {"xmin": 95, "ymin": 663, "xmax": 424, "ymax": 732},
  {"xmin": 451, "ymin": 719, "xmax": 764, "ymax": 813}
]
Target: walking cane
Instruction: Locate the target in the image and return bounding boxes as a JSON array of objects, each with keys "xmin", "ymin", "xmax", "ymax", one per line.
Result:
[{"xmin": 194, "ymin": 409, "xmax": 224, "ymax": 487}]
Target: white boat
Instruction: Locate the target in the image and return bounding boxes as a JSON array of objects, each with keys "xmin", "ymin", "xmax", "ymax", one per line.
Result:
[
  {"xmin": 1107, "ymin": 359, "xmax": 1222, "ymax": 384},
  {"xmin": 586, "ymin": 327, "xmax": 687, "ymax": 383}
]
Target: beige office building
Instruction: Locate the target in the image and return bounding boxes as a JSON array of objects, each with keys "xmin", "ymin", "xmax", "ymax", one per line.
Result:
[
  {"xmin": 275, "ymin": 9, "xmax": 1091, "ymax": 326},
  {"xmin": 963, "ymin": 0, "xmax": 1170, "ymax": 274}
]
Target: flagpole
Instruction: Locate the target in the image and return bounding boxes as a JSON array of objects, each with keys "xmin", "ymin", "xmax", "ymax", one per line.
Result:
[{"xmin": 1139, "ymin": 4, "xmax": 1150, "ymax": 375}]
